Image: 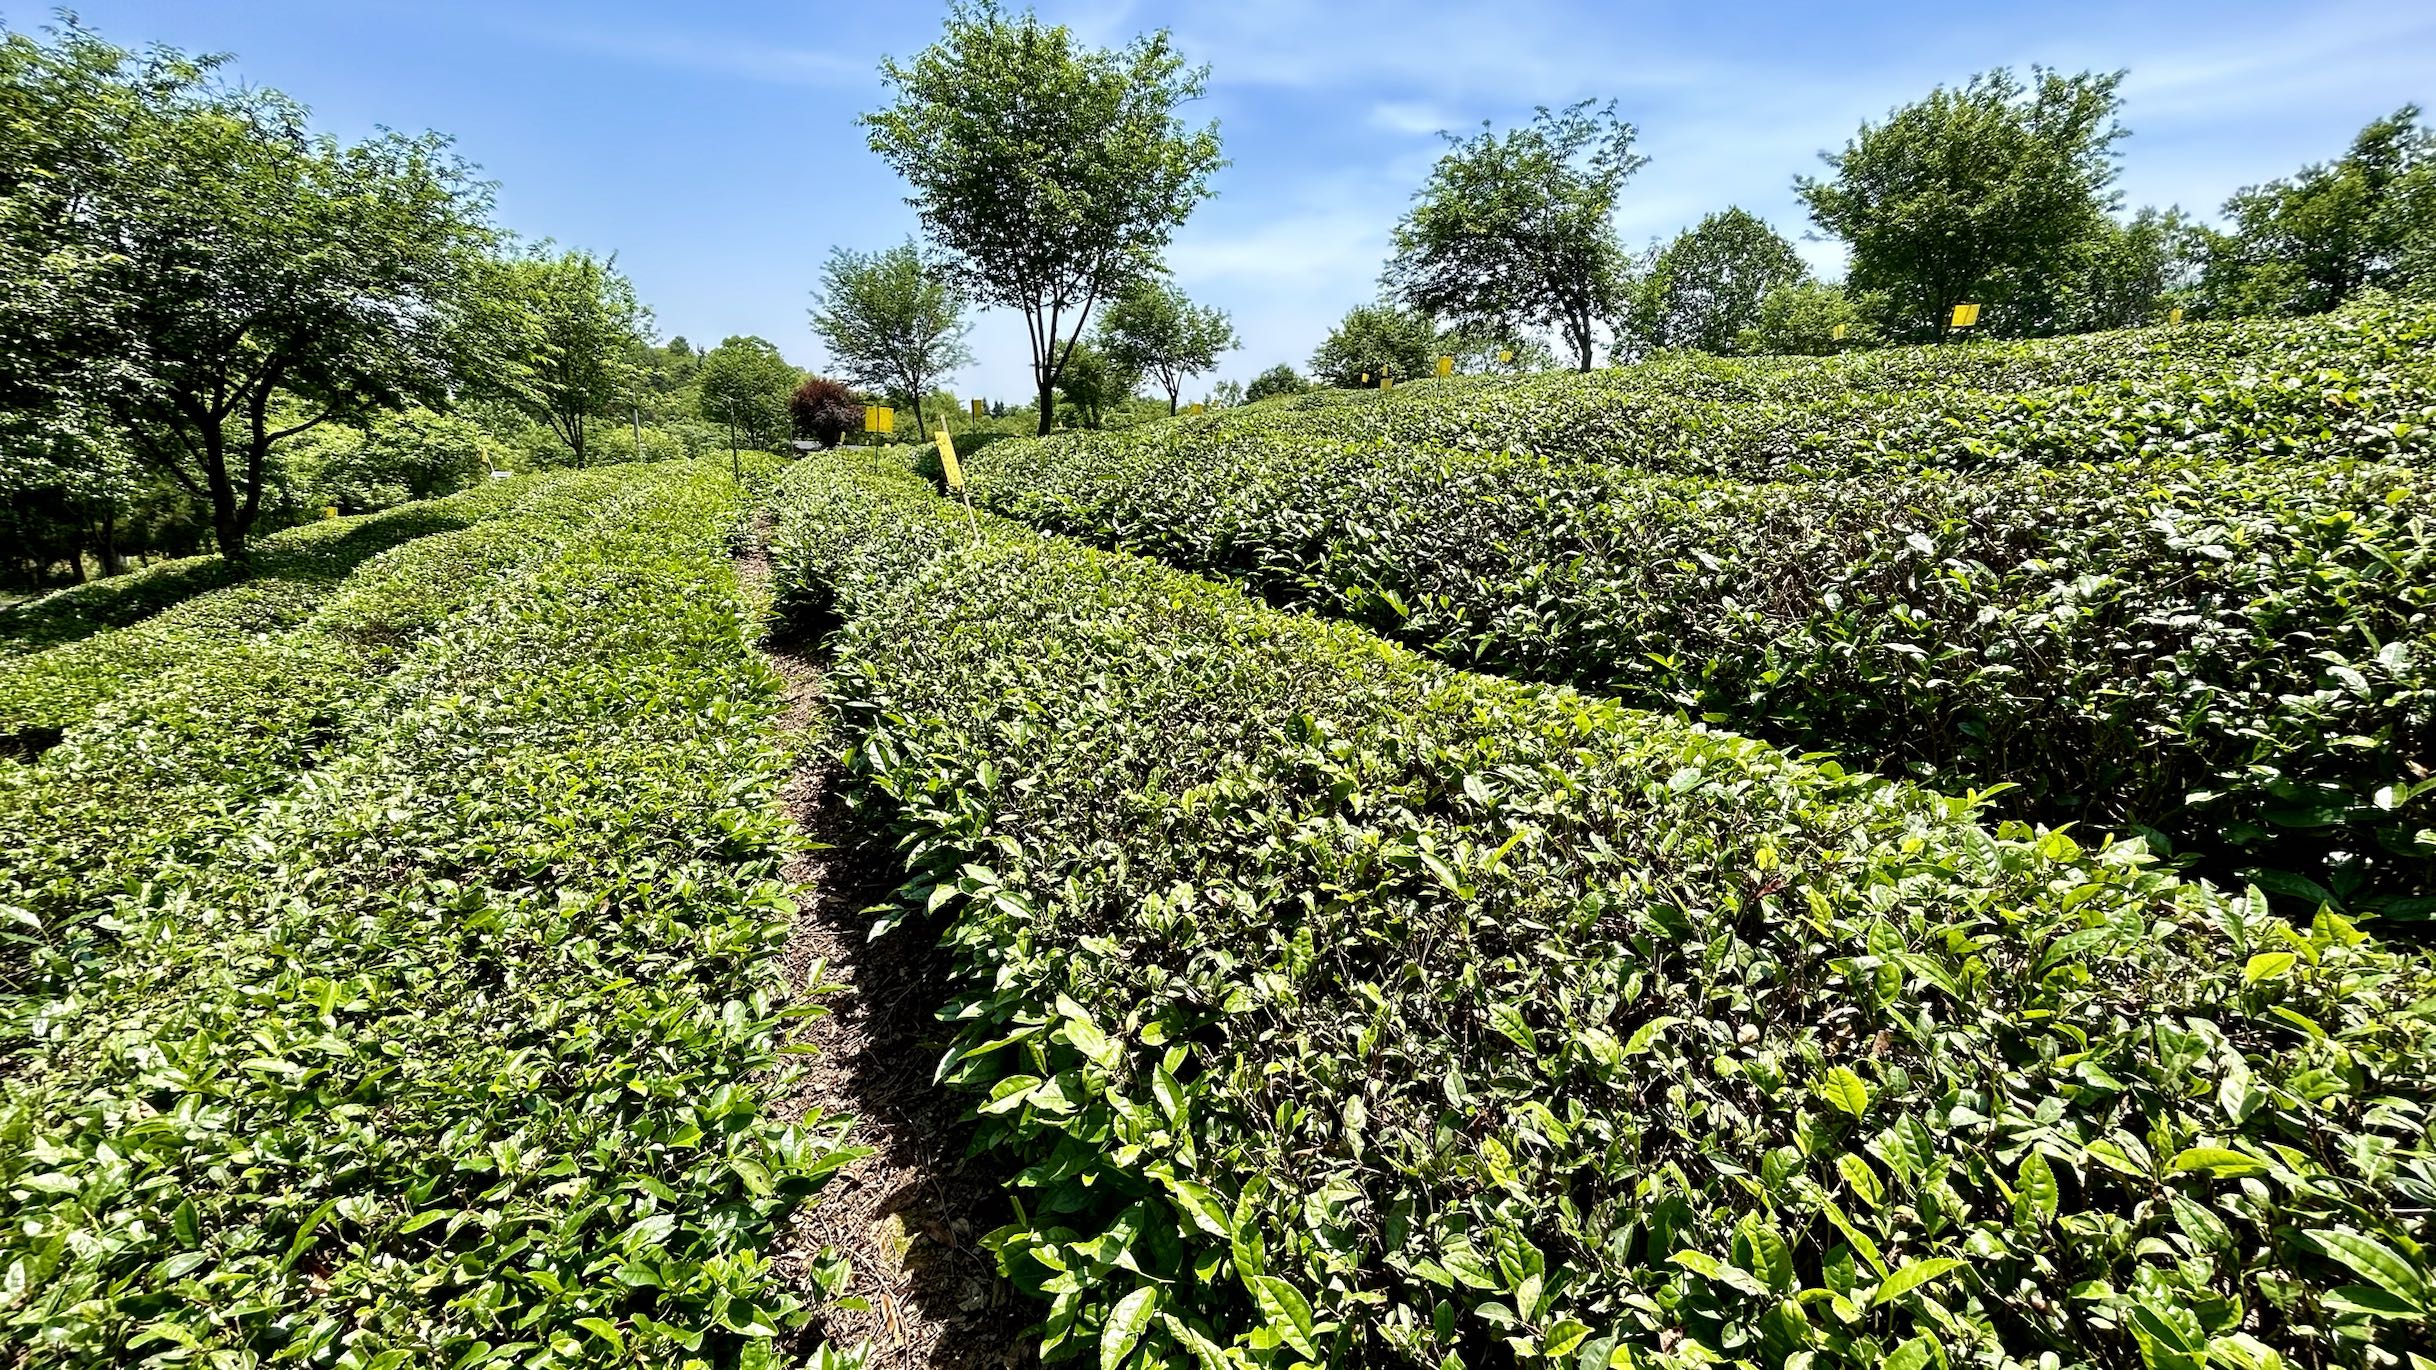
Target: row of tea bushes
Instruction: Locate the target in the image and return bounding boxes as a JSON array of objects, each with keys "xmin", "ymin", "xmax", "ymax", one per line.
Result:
[
  {"xmin": 0, "ymin": 459, "xmax": 866, "ymax": 1365},
  {"xmin": 0, "ymin": 464, "xmax": 640, "ymax": 1001},
  {"xmin": 770, "ymin": 455, "xmax": 2436, "ymax": 1370},
  {"xmin": 0, "ymin": 474, "xmax": 558, "ymax": 750},
  {"xmin": 964, "ymin": 435, "xmax": 2436, "ymax": 919},
  {"xmin": 1184, "ymin": 304, "xmax": 2436, "ymax": 480}
]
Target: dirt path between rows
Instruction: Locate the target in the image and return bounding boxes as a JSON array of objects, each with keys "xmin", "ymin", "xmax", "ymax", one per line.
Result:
[{"xmin": 736, "ymin": 517, "xmax": 1035, "ymax": 1370}]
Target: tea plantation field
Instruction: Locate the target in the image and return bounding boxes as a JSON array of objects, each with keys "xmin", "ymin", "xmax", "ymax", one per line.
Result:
[
  {"xmin": 4, "ymin": 316, "xmax": 2433, "ymax": 1370},
  {"xmin": 961, "ymin": 304, "xmax": 2436, "ymax": 921}
]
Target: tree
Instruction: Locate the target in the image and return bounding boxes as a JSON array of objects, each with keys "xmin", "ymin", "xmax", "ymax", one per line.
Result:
[
  {"xmin": 695, "ymin": 336, "xmax": 800, "ymax": 453},
  {"xmin": 1054, "ymin": 340, "xmax": 1137, "ymax": 429},
  {"xmin": 0, "ymin": 20, "xmax": 495, "ymax": 562},
  {"xmin": 1098, "ymin": 279, "xmax": 1237, "ymax": 414},
  {"xmin": 1735, "ymin": 281, "xmax": 1880, "ymax": 355},
  {"xmin": 312, "ymin": 408, "xmax": 498, "ymax": 512},
  {"xmin": 808, "ymin": 239, "xmax": 973, "ymax": 434},
  {"xmin": 1384, "ymin": 100, "xmax": 1644, "ymax": 371},
  {"xmin": 1206, "ymin": 379, "xmax": 1244, "ymax": 409},
  {"xmin": 1796, "ymin": 68, "xmax": 2126, "ymax": 341},
  {"xmin": 1244, "ymin": 364, "xmax": 1310, "ymax": 403},
  {"xmin": 1628, "ymin": 208, "xmax": 1809, "ymax": 354},
  {"xmin": 486, "ymin": 249, "xmax": 648, "ymax": 468},
  {"xmin": 2199, "ymin": 106, "xmax": 2436, "ymax": 316},
  {"xmin": 1310, "ymin": 303, "xmax": 1438, "ymax": 388},
  {"xmin": 789, "ymin": 377, "xmax": 860, "ymax": 450},
  {"xmin": 2050, "ymin": 207, "xmax": 2204, "ymax": 331},
  {"xmin": 862, "ymin": 2, "xmax": 1224, "ymax": 435}
]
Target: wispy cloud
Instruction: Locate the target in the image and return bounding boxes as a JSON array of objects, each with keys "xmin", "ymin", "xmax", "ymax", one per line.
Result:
[{"xmin": 492, "ymin": 22, "xmax": 868, "ymax": 87}]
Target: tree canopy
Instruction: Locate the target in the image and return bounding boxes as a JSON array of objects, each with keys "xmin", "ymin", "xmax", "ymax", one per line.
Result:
[
  {"xmin": 1628, "ymin": 208, "xmax": 1809, "ymax": 355},
  {"xmin": 695, "ymin": 336, "xmax": 801, "ymax": 452},
  {"xmin": 1244, "ymin": 364, "xmax": 1310, "ymax": 403},
  {"xmin": 1097, "ymin": 280, "xmax": 1238, "ymax": 414},
  {"xmin": 1796, "ymin": 67, "xmax": 2127, "ymax": 341},
  {"xmin": 0, "ymin": 20, "xmax": 495, "ymax": 560},
  {"xmin": 2199, "ymin": 105, "xmax": 2436, "ymax": 316},
  {"xmin": 482, "ymin": 249, "xmax": 648, "ymax": 468},
  {"xmin": 1384, "ymin": 100, "xmax": 1644, "ymax": 371},
  {"xmin": 808, "ymin": 240, "xmax": 973, "ymax": 435},
  {"xmin": 1309, "ymin": 303, "xmax": 1440, "ymax": 388},
  {"xmin": 862, "ymin": 1, "xmax": 1224, "ymax": 435}
]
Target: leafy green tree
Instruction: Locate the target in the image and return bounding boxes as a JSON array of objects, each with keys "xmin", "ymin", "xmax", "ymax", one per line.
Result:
[
  {"xmin": 1384, "ymin": 100, "xmax": 1644, "ymax": 371},
  {"xmin": 0, "ymin": 20, "xmax": 495, "ymax": 561},
  {"xmin": 1629, "ymin": 208, "xmax": 1809, "ymax": 354},
  {"xmin": 1097, "ymin": 279, "xmax": 1237, "ymax": 414},
  {"xmin": 695, "ymin": 336, "xmax": 801, "ymax": 453},
  {"xmin": 2199, "ymin": 106, "xmax": 2436, "ymax": 316},
  {"xmin": 862, "ymin": 1, "xmax": 1224, "ymax": 435},
  {"xmin": 1796, "ymin": 67, "xmax": 2127, "ymax": 341},
  {"xmin": 1244, "ymin": 364, "xmax": 1310, "ymax": 403},
  {"xmin": 484, "ymin": 249, "xmax": 648, "ymax": 468},
  {"xmin": 311, "ymin": 408, "xmax": 498, "ymax": 512},
  {"xmin": 1310, "ymin": 303, "xmax": 1438, "ymax": 388},
  {"xmin": 1054, "ymin": 340, "xmax": 1137, "ymax": 429},
  {"xmin": 2047, "ymin": 206, "xmax": 2205, "ymax": 331},
  {"xmin": 808, "ymin": 239, "xmax": 973, "ymax": 434},
  {"xmin": 1205, "ymin": 379, "xmax": 1244, "ymax": 409},
  {"xmin": 1735, "ymin": 280, "xmax": 1881, "ymax": 355}
]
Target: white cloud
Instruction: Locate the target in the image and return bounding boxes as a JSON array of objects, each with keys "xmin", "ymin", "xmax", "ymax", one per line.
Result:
[
  {"xmin": 491, "ymin": 22, "xmax": 868, "ymax": 87},
  {"xmin": 1366, "ymin": 101, "xmax": 1461, "ymax": 137}
]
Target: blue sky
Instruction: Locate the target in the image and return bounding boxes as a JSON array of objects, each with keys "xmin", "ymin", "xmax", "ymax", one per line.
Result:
[{"xmin": 30, "ymin": 0, "xmax": 2436, "ymax": 403}]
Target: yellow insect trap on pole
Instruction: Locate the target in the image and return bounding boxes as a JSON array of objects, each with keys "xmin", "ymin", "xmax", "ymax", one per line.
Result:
[
  {"xmin": 1498, "ymin": 348, "xmax": 1514, "ymax": 364},
  {"xmin": 2168, "ymin": 307, "xmax": 2185, "ymax": 325},
  {"xmin": 934, "ymin": 428, "xmax": 965, "ymax": 490},
  {"xmin": 970, "ymin": 397, "xmax": 984, "ymax": 418},
  {"xmin": 863, "ymin": 405, "xmax": 894, "ymax": 435},
  {"xmin": 1950, "ymin": 303, "xmax": 1981, "ymax": 328},
  {"xmin": 1187, "ymin": 402, "xmax": 1205, "ymax": 414},
  {"xmin": 1436, "ymin": 355, "xmax": 1454, "ymax": 377}
]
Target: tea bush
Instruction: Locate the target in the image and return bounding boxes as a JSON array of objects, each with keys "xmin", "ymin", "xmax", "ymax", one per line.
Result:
[
  {"xmin": 771, "ymin": 457, "xmax": 2436, "ymax": 1370},
  {"xmin": 967, "ymin": 432, "xmax": 2436, "ymax": 918},
  {"xmin": 1156, "ymin": 304, "xmax": 2436, "ymax": 480},
  {"xmin": 0, "ymin": 464, "xmax": 638, "ymax": 998},
  {"xmin": 0, "ymin": 458, "xmax": 864, "ymax": 1365},
  {"xmin": 0, "ymin": 473, "xmax": 563, "ymax": 745}
]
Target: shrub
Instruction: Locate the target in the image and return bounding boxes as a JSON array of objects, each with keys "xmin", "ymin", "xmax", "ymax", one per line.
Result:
[
  {"xmin": 967, "ymin": 432, "xmax": 2436, "ymax": 916},
  {"xmin": 1134, "ymin": 304, "xmax": 2436, "ymax": 481},
  {"xmin": 1, "ymin": 464, "xmax": 634, "ymax": 998},
  {"xmin": 0, "ymin": 456, "xmax": 864, "ymax": 1363},
  {"xmin": 790, "ymin": 375, "xmax": 861, "ymax": 449},
  {"xmin": 770, "ymin": 455, "xmax": 2436, "ymax": 1370},
  {"xmin": 1244, "ymin": 363, "xmax": 1311, "ymax": 403}
]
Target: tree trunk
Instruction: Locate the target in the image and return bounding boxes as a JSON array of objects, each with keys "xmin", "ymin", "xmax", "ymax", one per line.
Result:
[
  {"xmin": 203, "ymin": 425, "xmax": 250, "ymax": 565},
  {"xmin": 97, "ymin": 505, "xmax": 123, "ymax": 577},
  {"xmin": 1036, "ymin": 375, "xmax": 1057, "ymax": 436},
  {"xmin": 1167, "ymin": 389, "xmax": 1179, "ymax": 416}
]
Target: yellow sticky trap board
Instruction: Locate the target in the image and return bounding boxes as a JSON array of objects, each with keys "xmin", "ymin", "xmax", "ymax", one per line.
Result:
[
  {"xmin": 970, "ymin": 398, "xmax": 984, "ymax": 417},
  {"xmin": 1187, "ymin": 402, "xmax": 1205, "ymax": 414},
  {"xmin": 1436, "ymin": 355, "xmax": 1453, "ymax": 377},
  {"xmin": 322, "ymin": 506, "xmax": 338, "ymax": 520},
  {"xmin": 1381, "ymin": 375, "xmax": 1394, "ymax": 390},
  {"xmin": 1359, "ymin": 372, "xmax": 1368, "ymax": 383},
  {"xmin": 1831, "ymin": 323, "xmax": 1848, "ymax": 341},
  {"xmin": 1950, "ymin": 303, "xmax": 1981, "ymax": 328},
  {"xmin": 1498, "ymin": 349, "xmax": 1513, "ymax": 363},
  {"xmin": 863, "ymin": 405, "xmax": 895, "ymax": 434},
  {"xmin": 934, "ymin": 429, "xmax": 964, "ymax": 490},
  {"xmin": 2168, "ymin": 307, "xmax": 2185, "ymax": 325}
]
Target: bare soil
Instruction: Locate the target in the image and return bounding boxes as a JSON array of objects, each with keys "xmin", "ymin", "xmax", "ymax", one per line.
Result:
[{"xmin": 737, "ymin": 520, "xmax": 1036, "ymax": 1370}]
